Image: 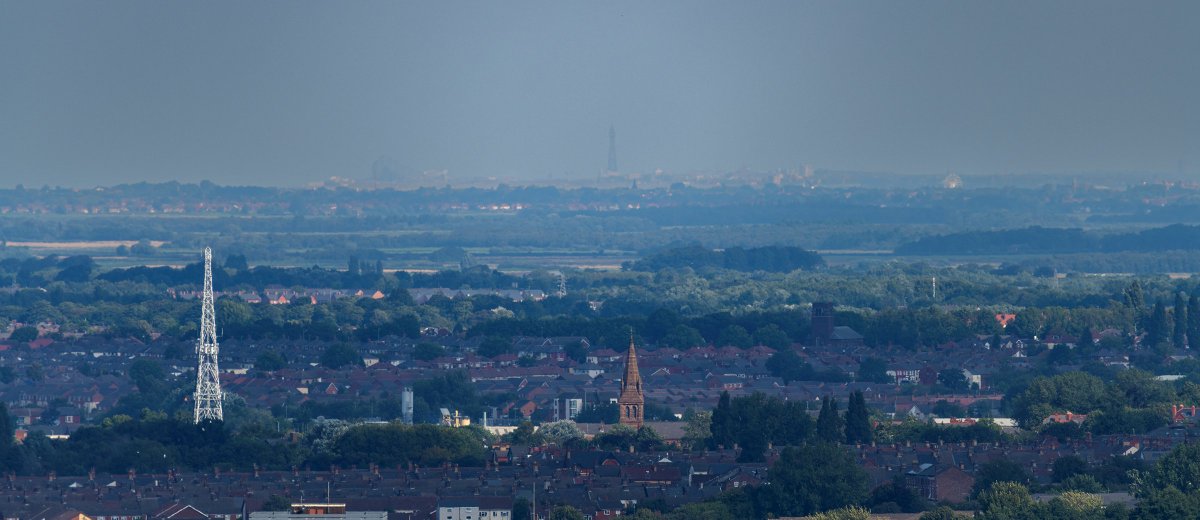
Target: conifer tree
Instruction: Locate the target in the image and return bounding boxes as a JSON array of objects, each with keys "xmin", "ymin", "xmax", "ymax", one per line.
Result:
[
  {"xmin": 844, "ymin": 391, "xmax": 872, "ymax": 445},
  {"xmin": 1078, "ymin": 327, "xmax": 1095, "ymax": 352},
  {"xmin": 709, "ymin": 391, "xmax": 735, "ymax": 449},
  {"xmin": 1146, "ymin": 301, "xmax": 1169, "ymax": 348},
  {"xmin": 1188, "ymin": 293, "xmax": 1200, "ymax": 349},
  {"xmin": 1174, "ymin": 292, "xmax": 1187, "ymax": 348},
  {"xmin": 817, "ymin": 395, "xmax": 844, "ymax": 443}
]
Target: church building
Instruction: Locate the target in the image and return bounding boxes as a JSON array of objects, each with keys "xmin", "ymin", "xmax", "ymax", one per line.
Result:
[{"xmin": 618, "ymin": 335, "xmax": 644, "ymax": 428}]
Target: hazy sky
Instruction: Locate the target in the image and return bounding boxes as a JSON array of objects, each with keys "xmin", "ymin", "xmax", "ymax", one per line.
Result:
[{"xmin": 1, "ymin": 1, "xmax": 1197, "ymax": 187}]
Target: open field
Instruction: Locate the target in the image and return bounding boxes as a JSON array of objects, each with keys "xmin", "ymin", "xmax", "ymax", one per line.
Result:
[{"xmin": 6, "ymin": 240, "xmax": 167, "ymax": 249}]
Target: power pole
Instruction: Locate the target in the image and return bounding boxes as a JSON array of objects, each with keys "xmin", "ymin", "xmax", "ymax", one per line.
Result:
[{"xmin": 194, "ymin": 247, "xmax": 224, "ymax": 423}]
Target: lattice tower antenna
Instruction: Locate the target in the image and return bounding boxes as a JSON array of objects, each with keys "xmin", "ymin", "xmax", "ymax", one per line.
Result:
[
  {"xmin": 194, "ymin": 247, "xmax": 223, "ymax": 423},
  {"xmin": 555, "ymin": 271, "xmax": 567, "ymax": 298}
]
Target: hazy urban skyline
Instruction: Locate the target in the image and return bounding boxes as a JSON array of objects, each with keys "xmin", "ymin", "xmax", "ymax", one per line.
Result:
[{"xmin": 1, "ymin": 0, "xmax": 1197, "ymax": 187}]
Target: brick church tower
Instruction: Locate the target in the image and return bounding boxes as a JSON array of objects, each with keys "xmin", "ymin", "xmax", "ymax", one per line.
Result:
[{"xmin": 618, "ymin": 334, "xmax": 644, "ymax": 428}]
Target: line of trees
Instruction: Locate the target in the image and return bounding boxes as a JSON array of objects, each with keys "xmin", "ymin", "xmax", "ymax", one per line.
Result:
[{"xmin": 709, "ymin": 391, "xmax": 872, "ymax": 462}]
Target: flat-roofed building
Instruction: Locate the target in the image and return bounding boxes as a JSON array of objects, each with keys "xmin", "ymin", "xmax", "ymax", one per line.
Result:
[{"xmin": 249, "ymin": 504, "xmax": 385, "ymax": 520}]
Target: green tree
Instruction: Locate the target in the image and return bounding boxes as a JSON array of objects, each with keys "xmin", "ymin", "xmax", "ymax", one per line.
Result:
[
  {"xmin": 754, "ymin": 324, "xmax": 791, "ymax": 349},
  {"xmin": 477, "ymin": 336, "xmax": 511, "ymax": 358},
  {"xmin": 1174, "ymin": 292, "xmax": 1188, "ymax": 348},
  {"xmin": 505, "ymin": 421, "xmax": 537, "ymax": 445},
  {"xmin": 662, "ymin": 503, "xmax": 734, "ymax": 520},
  {"xmin": 938, "ymin": 369, "xmax": 969, "ymax": 392},
  {"xmin": 0, "ymin": 402, "xmax": 14, "ymax": 470},
  {"xmin": 1053, "ymin": 455, "xmax": 1089, "ymax": 483},
  {"xmin": 332, "ymin": 423, "xmax": 487, "ymax": 467},
  {"xmin": 932, "ymin": 400, "xmax": 966, "ymax": 418},
  {"xmin": 919, "ymin": 506, "xmax": 960, "ymax": 520},
  {"xmin": 224, "ymin": 254, "xmax": 249, "ymax": 272},
  {"xmin": 574, "ymin": 401, "xmax": 618, "ymax": 424},
  {"xmin": 537, "ymin": 420, "xmax": 584, "ymax": 445},
  {"xmin": 857, "ymin": 357, "xmax": 890, "ymax": 383},
  {"xmin": 130, "ymin": 239, "xmax": 157, "ymax": 256},
  {"xmin": 976, "ymin": 481, "xmax": 1037, "ymax": 520},
  {"xmin": 1133, "ymin": 486, "xmax": 1200, "ymax": 520},
  {"xmin": 413, "ymin": 343, "xmax": 445, "ymax": 361},
  {"xmin": 1012, "ymin": 372, "xmax": 1107, "ymax": 427},
  {"xmin": 870, "ymin": 476, "xmax": 930, "ymax": 513},
  {"xmin": 817, "ymin": 396, "xmax": 844, "ymax": 443},
  {"xmin": 710, "ymin": 391, "xmax": 735, "ymax": 449},
  {"xmin": 1061, "ymin": 474, "xmax": 1104, "ymax": 493},
  {"xmin": 844, "ymin": 391, "xmax": 872, "ymax": 445},
  {"xmin": 262, "ymin": 495, "xmax": 292, "ymax": 511},
  {"xmin": 1188, "ymin": 293, "xmax": 1200, "ymax": 350},
  {"xmin": 217, "ymin": 299, "xmax": 254, "ymax": 331},
  {"xmin": 766, "ymin": 443, "xmax": 869, "ymax": 517},
  {"xmin": 563, "ymin": 340, "xmax": 588, "ymax": 364},
  {"xmin": 660, "ymin": 325, "xmax": 706, "ymax": 348},
  {"xmin": 1135, "ymin": 442, "xmax": 1200, "ymax": 496},
  {"xmin": 255, "ymin": 351, "xmax": 287, "ymax": 371},
  {"xmin": 766, "ymin": 349, "xmax": 813, "ymax": 384},
  {"xmin": 129, "ymin": 358, "xmax": 167, "ymax": 395},
  {"xmin": 549, "ymin": 505, "xmax": 585, "ymax": 520},
  {"xmin": 807, "ymin": 506, "xmax": 871, "ymax": 520},
  {"xmin": 681, "ymin": 410, "xmax": 712, "ymax": 450},
  {"xmin": 8, "ymin": 326, "xmax": 38, "ymax": 343},
  {"xmin": 1145, "ymin": 301, "xmax": 1169, "ymax": 350},
  {"xmin": 1043, "ymin": 491, "xmax": 1103, "ymax": 520},
  {"xmin": 1124, "ymin": 281, "xmax": 1144, "ymax": 311},
  {"xmin": 716, "ymin": 325, "xmax": 754, "ymax": 348},
  {"xmin": 1078, "ymin": 327, "xmax": 1096, "ymax": 351},
  {"xmin": 974, "ymin": 460, "xmax": 1032, "ymax": 496},
  {"xmin": 26, "ymin": 362, "xmax": 44, "ymax": 382},
  {"xmin": 320, "ymin": 343, "xmax": 363, "ymax": 369},
  {"xmin": 644, "ymin": 308, "xmax": 681, "ymax": 343}
]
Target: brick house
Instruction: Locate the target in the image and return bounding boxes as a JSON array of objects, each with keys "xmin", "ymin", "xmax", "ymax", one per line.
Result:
[{"xmin": 905, "ymin": 464, "xmax": 975, "ymax": 503}]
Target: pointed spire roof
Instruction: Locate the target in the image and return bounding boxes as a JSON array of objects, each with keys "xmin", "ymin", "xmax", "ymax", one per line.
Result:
[{"xmin": 621, "ymin": 332, "xmax": 642, "ymax": 398}]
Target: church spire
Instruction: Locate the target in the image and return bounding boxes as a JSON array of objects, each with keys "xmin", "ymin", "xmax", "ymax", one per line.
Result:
[{"xmin": 619, "ymin": 330, "xmax": 644, "ymax": 428}]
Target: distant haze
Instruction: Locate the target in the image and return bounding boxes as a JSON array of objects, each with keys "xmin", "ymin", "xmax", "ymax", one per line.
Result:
[{"xmin": 1, "ymin": 1, "xmax": 1197, "ymax": 187}]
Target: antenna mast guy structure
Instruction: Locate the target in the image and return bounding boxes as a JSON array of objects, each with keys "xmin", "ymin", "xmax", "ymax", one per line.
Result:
[{"xmin": 194, "ymin": 247, "xmax": 223, "ymax": 423}]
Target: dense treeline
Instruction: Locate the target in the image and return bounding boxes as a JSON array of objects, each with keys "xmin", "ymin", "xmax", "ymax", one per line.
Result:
[
  {"xmin": 708, "ymin": 392, "xmax": 871, "ymax": 462},
  {"xmin": 1010, "ymin": 370, "xmax": 1185, "ymax": 432},
  {"xmin": 9, "ymin": 251, "xmax": 1200, "ymax": 359},
  {"xmin": 629, "ymin": 245, "xmax": 823, "ymax": 272},
  {"xmin": 8, "ymin": 252, "xmax": 1200, "ymax": 367},
  {"xmin": 0, "ymin": 404, "xmax": 488, "ymax": 475}
]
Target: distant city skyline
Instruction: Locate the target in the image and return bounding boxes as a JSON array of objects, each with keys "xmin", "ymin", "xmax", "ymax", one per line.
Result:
[{"xmin": 1, "ymin": 1, "xmax": 1197, "ymax": 187}]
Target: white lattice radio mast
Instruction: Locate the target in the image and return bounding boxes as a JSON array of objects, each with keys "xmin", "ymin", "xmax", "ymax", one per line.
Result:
[{"xmin": 194, "ymin": 247, "xmax": 223, "ymax": 423}]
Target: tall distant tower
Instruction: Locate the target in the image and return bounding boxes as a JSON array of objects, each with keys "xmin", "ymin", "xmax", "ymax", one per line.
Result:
[
  {"xmin": 618, "ymin": 333, "xmax": 644, "ymax": 428},
  {"xmin": 401, "ymin": 386, "xmax": 414, "ymax": 425},
  {"xmin": 607, "ymin": 125, "xmax": 618, "ymax": 173},
  {"xmin": 194, "ymin": 247, "xmax": 223, "ymax": 423},
  {"xmin": 811, "ymin": 301, "xmax": 834, "ymax": 346}
]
